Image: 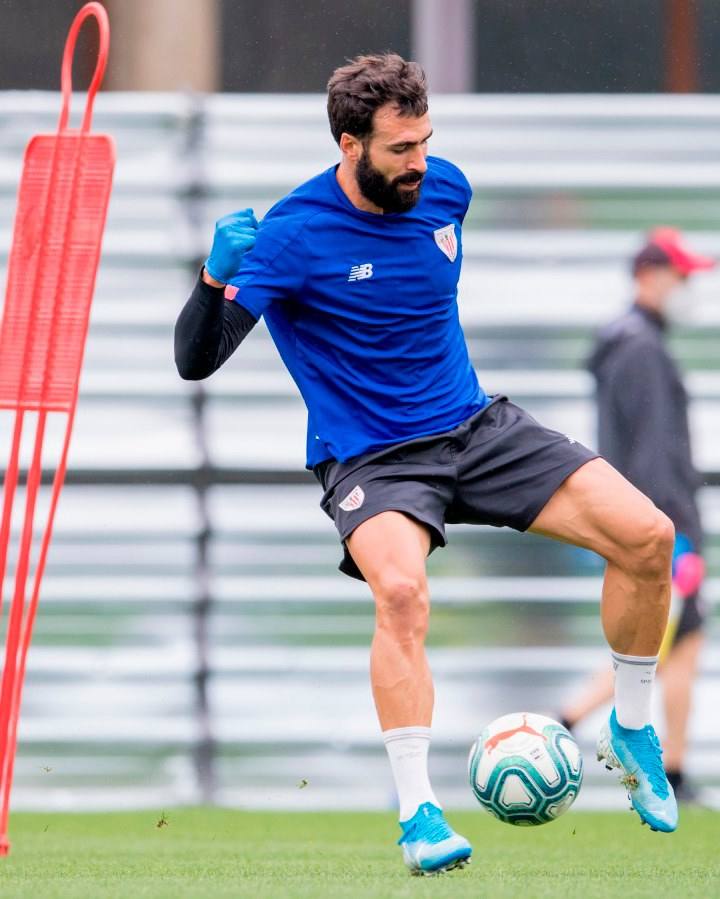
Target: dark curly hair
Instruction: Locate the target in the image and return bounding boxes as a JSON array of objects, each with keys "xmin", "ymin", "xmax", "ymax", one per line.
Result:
[{"xmin": 327, "ymin": 53, "xmax": 428, "ymax": 145}]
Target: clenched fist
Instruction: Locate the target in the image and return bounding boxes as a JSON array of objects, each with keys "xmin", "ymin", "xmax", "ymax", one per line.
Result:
[{"xmin": 204, "ymin": 208, "xmax": 259, "ymax": 285}]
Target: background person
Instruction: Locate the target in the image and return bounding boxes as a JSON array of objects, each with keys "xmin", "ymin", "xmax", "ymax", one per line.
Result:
[{"xmin": 561, "ymin": 227, "xmax": 715, "ymax": 802}]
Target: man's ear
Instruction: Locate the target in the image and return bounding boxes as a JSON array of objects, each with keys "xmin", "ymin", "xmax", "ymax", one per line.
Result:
[{"xmin": 339, "ymin": 132, "xmax": 363, "ymax": 163}]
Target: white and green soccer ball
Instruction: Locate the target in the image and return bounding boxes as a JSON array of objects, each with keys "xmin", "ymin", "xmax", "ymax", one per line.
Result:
[{"xmin": 468, "ymin": 712, "xmax": 583, "ymax": 825}]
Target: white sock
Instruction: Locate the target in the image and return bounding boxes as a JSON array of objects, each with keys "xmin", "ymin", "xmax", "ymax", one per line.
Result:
[
  {"xmin": 383, "ymin": 726, "xmax": 440, "ymax": 822},
  {"xmin": 612, "ymin": 651, "xmax": 658, "ymax": 729}
]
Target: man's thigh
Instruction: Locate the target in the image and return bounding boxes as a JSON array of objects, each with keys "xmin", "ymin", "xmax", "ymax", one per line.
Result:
[
  {"xmin": 528, "ymin": 456, "xmax": 666, "ymax": 558},
  {"xmin": 346, "ymin": 511, "xmax": 432, "ymax": 590}
]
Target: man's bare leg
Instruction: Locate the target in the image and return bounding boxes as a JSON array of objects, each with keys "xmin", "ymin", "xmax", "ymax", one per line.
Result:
[
  {"xmin": 530, "ymin": 458, "xmax": 673, "ymax": 657},
  {"xmin": 345, "ymin": 511, "xmax": 472, "ymax": 870},
  {"xmin": 346, "ymin": 511, "xmax": 432, "ymax": 729},
  {"xmin": 346, "ymin": 510, "xmax": 439, "ymax": 819},
  {"xmin": 531, "ymin": 457, "xmax": 672, "ymax": 728},
  {"xmin": 561, "ymin": 667, "xmax": 615, "ymax": 728},
  {"xmin": 661, "ymin": 630, "xmax": 704, "ymax": 773},
  {"xmin": 530, "ymin": 457, "xmax": 678, "ymax": 830}
]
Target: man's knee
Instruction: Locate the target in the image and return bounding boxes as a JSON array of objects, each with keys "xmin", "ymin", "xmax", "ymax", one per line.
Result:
[
  {"xmin": 612, "ymin": 507, "xmax": 675, "ymax": 579},
  {"xmin": 374, "ymin": 573, "xmax": 430, "ymax": 642}
]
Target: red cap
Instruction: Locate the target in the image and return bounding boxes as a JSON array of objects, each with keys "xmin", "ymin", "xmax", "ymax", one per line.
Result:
[{"xmin": 645, "ymin": 227, "xmax": 715, "ymax": 276}]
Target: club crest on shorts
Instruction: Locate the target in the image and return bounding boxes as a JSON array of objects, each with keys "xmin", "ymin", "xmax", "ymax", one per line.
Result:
[
  {"xmin": 339, "ymin": 485, "xmax": 365, "ymax": 512},
  {"xmin": 433, "ymin": 224, "xmax": 457, "ymax": 262}
]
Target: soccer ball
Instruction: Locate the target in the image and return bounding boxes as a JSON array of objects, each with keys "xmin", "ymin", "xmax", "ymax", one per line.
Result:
[{"xmin": 468, "ymin": 712, "xmax": 583, "ymax": 826}]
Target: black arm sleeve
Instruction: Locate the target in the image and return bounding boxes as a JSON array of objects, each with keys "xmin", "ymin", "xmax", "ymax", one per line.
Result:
[{"xmin": 174, "ymin": 273, "xmax": 258, "ymax": 380}]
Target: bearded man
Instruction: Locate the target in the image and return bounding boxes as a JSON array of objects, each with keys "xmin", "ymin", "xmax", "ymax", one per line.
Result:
[{"xmin": 175, "ymin": 54, "xmax": 678, "ymax": 875}]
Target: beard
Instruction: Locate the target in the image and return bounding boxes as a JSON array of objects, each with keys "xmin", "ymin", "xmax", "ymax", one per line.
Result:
[{"xmin": 355, "ymin": 149, "xmax": 424, "ymax": 213}]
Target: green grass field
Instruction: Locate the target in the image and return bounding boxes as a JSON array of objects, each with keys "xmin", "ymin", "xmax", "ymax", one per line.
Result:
[{"xmin": 0, "ymin": 808, "xmax": 718, "ymax": 899}]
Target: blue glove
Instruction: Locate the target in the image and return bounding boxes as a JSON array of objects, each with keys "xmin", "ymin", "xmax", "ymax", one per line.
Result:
[{"xmin": 204, "ymin": 208, "xmax": 258, "ymax": 284}]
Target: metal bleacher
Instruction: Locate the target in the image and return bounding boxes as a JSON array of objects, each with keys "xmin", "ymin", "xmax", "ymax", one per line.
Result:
[{"xmin": 0, "ymin": 93, "xmax": 719, "ymax": 811}]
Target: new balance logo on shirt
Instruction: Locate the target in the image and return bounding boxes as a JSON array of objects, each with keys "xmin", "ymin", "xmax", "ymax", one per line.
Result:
[{"xmin": 348, "ymin": 263, "xmax": 374, "ymax": 282}]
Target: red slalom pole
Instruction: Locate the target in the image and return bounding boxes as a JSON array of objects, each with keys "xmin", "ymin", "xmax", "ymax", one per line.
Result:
[{"xmin": 0, "ymin": 3, "xmax": 115, "ymax": 856}]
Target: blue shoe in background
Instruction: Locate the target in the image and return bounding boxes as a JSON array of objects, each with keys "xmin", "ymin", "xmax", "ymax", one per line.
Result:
[
  {"xmin": 597, "ymin": 708, "xmax": 678, "ymax": 832},
  {"xmin": 398, "ymin": 802, "xmax": 472, "ymax": 875}
]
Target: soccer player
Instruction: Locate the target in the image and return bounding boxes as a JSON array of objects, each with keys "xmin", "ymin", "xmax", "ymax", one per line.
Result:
[
  {"xmin": 560, "ymin": 228, "xmax": 714, "ymax": 804},
  {"xmin": 175, "ymin": 54, "xmax": 679, "ymax": 874}
]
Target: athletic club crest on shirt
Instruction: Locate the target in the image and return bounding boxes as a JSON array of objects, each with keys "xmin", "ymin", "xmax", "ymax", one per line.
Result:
[
  {"xmin": 339, "ymin": 485, "xmax": 365, "ymax": 512},
  {"xmin": 433, "ymin": 224, "xmax": 457, "ymax": 262}
]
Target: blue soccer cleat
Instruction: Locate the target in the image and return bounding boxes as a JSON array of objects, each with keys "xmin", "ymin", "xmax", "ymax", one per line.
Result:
[
  {"xmin": 397, "ymin": 802, "xmax": 472, "ymax": 876},
  {"xmin": 597, "ymin": 708, "xmax": 678, "ymax": 832}
]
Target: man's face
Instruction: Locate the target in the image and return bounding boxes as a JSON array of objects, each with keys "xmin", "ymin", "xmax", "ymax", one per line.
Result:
[
  {"xmin": 636, "ymin": 266, "xmax": 686, "ymax": 307},
  {"xmin": 353, "ymin": 104, "xmax": 431, "ymax": 213}
]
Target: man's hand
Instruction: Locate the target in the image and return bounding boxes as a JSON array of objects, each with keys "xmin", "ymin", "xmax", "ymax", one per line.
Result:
[{"xmin": 204, "ymin": 208, "xmax": 259, "ymax": 285}]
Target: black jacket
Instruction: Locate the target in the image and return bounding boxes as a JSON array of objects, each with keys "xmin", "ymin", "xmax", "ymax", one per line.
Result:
[{"xmin": 587, "ymin": 304, "xmax": 703, "ymax": 549}]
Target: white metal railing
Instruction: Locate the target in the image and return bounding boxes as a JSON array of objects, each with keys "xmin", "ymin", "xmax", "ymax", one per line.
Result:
[{"xmin": 0, "ymin": 93, "xmax": 718, "ymax": 810}]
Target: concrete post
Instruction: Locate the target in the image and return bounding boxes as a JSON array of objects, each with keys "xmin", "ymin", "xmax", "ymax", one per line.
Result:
[
  {"xmin": 104, "ymin": 0, "xmax": 220, "ymax": 91},
  {"xmin": 411, "ymin": 0, "xmax": 475, "ymax": 92}
]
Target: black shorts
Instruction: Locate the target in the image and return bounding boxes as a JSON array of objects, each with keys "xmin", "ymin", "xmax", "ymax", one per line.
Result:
[
  {"xmin": 674, "ymin": 591, "xmax": 706, "ymax": 642},
  {"xmin": 313, "ymin": 395, "xmax": 598, "ymax": 581}
]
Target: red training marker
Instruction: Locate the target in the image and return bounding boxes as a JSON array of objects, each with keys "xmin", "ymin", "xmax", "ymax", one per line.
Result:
[{"xmin": 0, "ymin": 2, "xmax": 115, "ymax": 856}]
